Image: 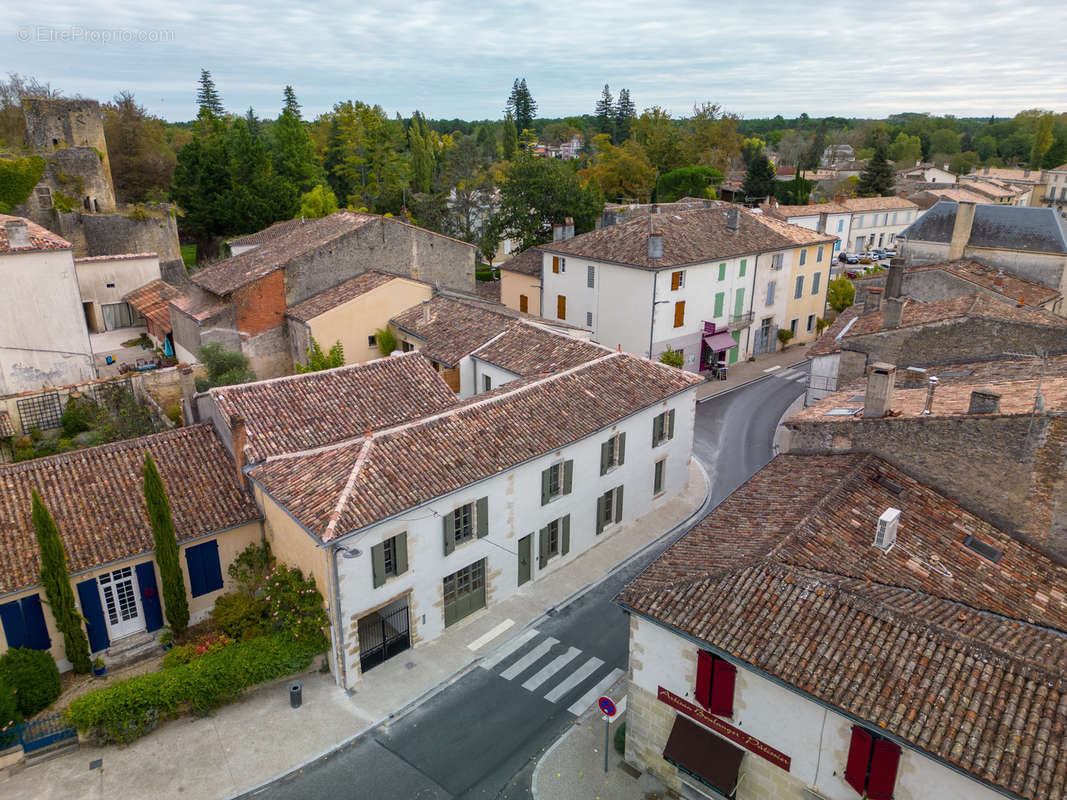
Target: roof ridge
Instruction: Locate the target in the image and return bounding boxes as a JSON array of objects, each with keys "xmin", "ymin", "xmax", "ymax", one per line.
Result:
[
  {"xmin": 212, "ymin": 351, "xmax": 424, "ymax": 397},
  {"xmin": 323, "ymin": 437, "xmax": 374, "ymax": 541}
]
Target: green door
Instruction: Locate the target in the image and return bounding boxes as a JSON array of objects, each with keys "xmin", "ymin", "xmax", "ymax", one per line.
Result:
[
  {"xmin": 729, "ymin": 331, "xmax": 740, "ymax": 364},
  {"xmin": 518, "ymin": 535, "xmax": 532, "ymax": 586},
  {"xmin": 443, "ymin": 559, "xmax": 487, "ymax": 627}
]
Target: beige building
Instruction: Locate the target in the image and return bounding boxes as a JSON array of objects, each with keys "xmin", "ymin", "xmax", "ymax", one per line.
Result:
[
  {"xmin": 498, "ymin": 247, "xmax": 543, "ymax": 314},
  {"xmin": 74, "ymin": 252, "xmax": 162, "ymax": 333},
  {"xmin": 286, "ymin": 271, "xmax": 433, "ymax": 366}
]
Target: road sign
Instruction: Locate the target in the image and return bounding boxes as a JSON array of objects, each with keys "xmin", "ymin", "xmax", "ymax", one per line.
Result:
[{"xmin": 598, "ymin": 695, "xmax": 616, "ymax": 717}]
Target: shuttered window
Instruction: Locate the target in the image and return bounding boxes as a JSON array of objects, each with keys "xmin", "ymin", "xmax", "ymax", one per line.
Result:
[
  {"xmin": 673, "ymin": 301, "xmax": 685, "ymax": 328},
  {"xmin": 694, "ymin": 650, "xmax": 736, "ymax": 717},
  {"xmin": 738, "ymin": 258, "xmax": 746, "ymax": 277},
  {"xmin": 670, "ymin": 271, "xmax": 684, "ymax": 290},
  {"xmin": 538, "ymin": 515, "xmax": 570, "ymax": 569},
  {"xmin": 811, "ymin": 271, "xmax": 821, "ymax": 295},
  {"xmin": 541, "ymin": 460, "xmax": 574, "ymax": 504},
  {"xmin": 766, "ymin": 281, "xmax": 776, "ymax": 306},
  {"xmin": 845, "ymin": 725, "xmax": 901, "ymax": 799},
  {"xmin": 713, "ymin": 292, "xmax": 724, "ymax": 318},
  {"xmin": 587, "ymin": 265, "xmax": 596, "ymax": 288},
  {"xmin": 599, "ymin": 433, "xmax": 625, "ymax": 475},
  {"xmin": 795, "ymin": 275, "xmax": 804, "ymax": 299},
  {"xmin": 557, "ymin": 295, "xmax": 566, "ymax": 320},
  {"xmin": 717, "ymin": 263, "xmax": 726, "ymax": 281},
  {"xmin": 817, "ymin": 245, "xmax": 824, "ymax": 263},
  {"xmin": 652, "ymin": 409, "xmax": 676, "ymax": 446},
  {"xmin": 653, "ymin": 458, "xmax": 666, "ymax": 494},
  {"xmin": 185, "ymin": 540, "xmax": 224, "ymax": 597},
  {"xmin": 519, "ymin": 294, "xmax": 528, "ymax": 313},
  {"xmin": 0, "ymin": 594, "xmax": 51, "ymax": 651},
  {"xmin": 799, "ymin": 248, "xmax": 807, "ymax": 266},
  {"xmin": 371, "ymin": 532, "xmax": 409, "ymax": 588},
  {"xmin": 444, "ymin": 497, "xmax": 489, "ymax": 555},
  {"xmin": 552, "ymin": 256, "xmax": 560, "ymax": 274},
  {"xmin": 596, "ymin": 485, "xmax": 624, "ymax": 535}
]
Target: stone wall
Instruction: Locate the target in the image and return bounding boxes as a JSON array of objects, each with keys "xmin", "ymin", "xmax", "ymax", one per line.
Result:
[
  {"xmin": 22, "ymin": 98, "xmax": 108, "ymax": 154},
  {"xmin": 853, "ymin": 269, "xmax": 1038, "ymax": 308}
]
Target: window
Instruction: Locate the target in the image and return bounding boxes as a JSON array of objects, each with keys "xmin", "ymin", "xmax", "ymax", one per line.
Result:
[
  {"xmin": 596, "ymin": 485, "xmax": 624, "ymax": 534},
  {"xmin": 371, "ymin": 532, "xmax": 408, "ymax": 588},
  {"xmin": 790, "ymin": 318, "xmax": 798, "ymax": 336},
  {"xmin": 834, "ymin": 240, "xmax": 841, "ymax": 252},
  {"xmin": 367, "ymin": 334, "xmax": 377, "ymax": 347},
  {"xmin": 811, "ymin": 271, "xmax": 821, "ymax": 295},
  {"xmin": 694, "ymin": 650, "xmax": 737, "ymax": 716},
  {"xmin": 541, "ymin": 460, "xmax": 574, "ymax": 504},
  {"xmin": 587, "ymin": 265, "xmax": 595, "ymax": 288},
  {"xmin": 771, "ymin": 253, "xmax": 783, "ymax": 270},
  {"xmin": 891, "ymin": 212, "xmax": 898, "ymax": 225},
  {"xmin": 401, "ymin": 340, "xmax": 414, "ymax": 352},
  {"xmin": 794, "ymin": 275, "xmax": 804, "ymax": 299},
  {"xmin": 653, "ymin": 458, "xmax": 666, "ymax": 495},
  {"xmin": 586, "ymin": 311, "xmax": 593, "ymax": 327},
  {"xmin": 185, "ymin": 540, "xmax": 224, "ymax": 597},
  {"xmin": 717, "ymin": 263, "xmax": 726, "ymax": 281},
  {"xmin": 538, "ymin": 515, "xmax": 570, "ymax": 568},
  {"xmin": 845, "ymin": 726, "xmax": 901, "ymax": 800},
  {"xmin": 671, "ymin": 270, "xmax": 685, "ymax": 290},
  {"xmin": 519, "ymin": 294, "xmax": 528, "ymax": 313},
  {"xmin": 836, "ymin": 219, "xmax": 844, "ymax": 232},
  {"xmin": 856, "ymin": 215, "xmax": 864, "ymax": 228},
  {"xmin": 652, "ymin": 409, "xmax": 675, "ymax": 447},
  {"xmin": 443, "ymin": 497, "xmax": 488, "ymax": 554},
  {"xmin": 807, "ymin": 313, "xmax": 816, "ymax": 332},
  {"xmin": 713, "ymin": 292, "xmax": 724, "ymax": 318},
  {"xmin": 739, "ymin": 259, "xmax": 747, "ymax": 277},
  {"xmin": 734, "ymin": 288, "xmax": 745, "ymax": 318},
  {"xmin": 483, "ymin": 375, "xmax": 492, "ymax": 392},
  {"xmin": 673, "ymin": 301, "xmax": 685, "ymax": 328},
  {"xmin": 552, "ymin": 256, "xmax": 565, "ymax": 273},
  {"xmin": 765, "ymin": 281, "xmax": 776, "ymax": 306},
  {"xmin": 799, "ymin": 249, "xmax": 807, "ymax": 266},
  {"xmin": 600, "ymin": 432, "xmax": 626, "ymax": 475},
  {"xmin": 557, "ymin": 295, "xmax": 566, "ymax": 320},
  {"xmin": 882, "ymin": 213, "xmax": 888, "ymax": 225},
  {"xmin": 878, "ymin": 233, "xmax": 884, "ymax": 246},
  {"xmin": 0, "ymin": 593, "xmax": 51, "ymax": 651},
  {"xmin": 817, "ymin": 245, "xmax": 824, "ymax": 263}
]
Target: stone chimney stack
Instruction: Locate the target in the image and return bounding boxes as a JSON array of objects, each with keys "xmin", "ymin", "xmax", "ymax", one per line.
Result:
[
  {"xmin": 230, "ymin": 413, "xmax": 248, "ymax": 488},
  {"xmin": 4, "ymin": 220, "xmax": 30, "ymax": 249},
  {"xmin": 725, "ymin": 207, "xmax": 740, "ymax": 234},
  {"xmin": 552, "ymin": 223, "xmax": 564, "ymax": 242},
  {"xmin": 179, "ymin": 365, "xmax": 197, "ymax": 424},
  {"xmin": 921, "ymin": 376, "xmax": 940, "ymax": 415},
  {"xmin": 884, "ymin": 297, "xmax": 905, "ymax": 329},
  {"xmin": 563, "ymin": 217, "xmax": 574, "ymax": 239},
  {"xmin": 885, "ymin": 261, "xmax": 904, "ymax": 300},
  {"xmin": 648, "ymin": 234, "xmax": 663, "ymax": 260},
  {"xmin": 968, "ymin": 389, "xmax": 1001, "ymax": 415},
  {"xmin": 422, "ymin": 299, "xmax": 431, "ymax": 324},
  {"xmin": 949, "ymin": 201, "xmax": 977, "ymax": 260},
  {"xmin": 863, "ymin": 286, "xmax": 884, "ymax": 313},
  {"xmin": 864, "ymin": 362, "xmax": 897, "ymax": 418}
]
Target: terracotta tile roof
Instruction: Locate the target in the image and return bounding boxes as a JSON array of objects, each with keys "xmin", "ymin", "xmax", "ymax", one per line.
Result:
[
  {"xmin": 75, "ymin": 253, "xmax": 157, "ymax": 263},
  {"xmin": 390, "ymin": 294, "xmax": 531, "ymax": 367},
  {"xmin": 209, "ymin": 352, "xmax": 457, "ymax": 463},
  {"xmin": 124, "ymin": 279, "xmax": 182, "ymax": 332},
  {"xmin": 248, "ymin": 353, "xmax": 701, "ymax": 540},
  {"xmin": 758, "ymin": 201, "xmax": 850, "ymax": 218},
  {"xmin": 1051, "ymin": 164, "xmax": 1067, "ymax": 172},
  {"xmin": 917, "ymin": 187, "xmax": 996, "ymax": 204},
  {"xmin": 839, "ymin": 196, "xmax": 920, "ymax": 213},
  {"xmin": 0, "ymin": 214, "xmax": 71, "ymax": 254},
  {"xmin": 890, "ymin": 353, "xmax": 1067, "ymax": 388},
  {"xmin": 911, "ymin": 260, "xmax": 1061, "ymax": 307},
  {"xmin": 967, "ymin": 167, "xmax": 1044, "ymax": 184},
  {"xmin": 542, "ymin": 207, "xmax": 834, "ymax": 269},
  {"xmin": 473, "ymin": 279, "xmax": 501, "ymax": 304},
  {"xmin": 807, "ymin": 294, "xmax": 1067, "ymax": 356},
  {"xmin": 499, "ymin": 247, "xmax": 543, "ymax": 277},
  {"xmin": 471, "ymin": 322, "xmax": 610, "ymax": 376},
  {"xmin": 227, "ymin": 218, "xmax": 308, "ymax": 249},
  {"xmin": 169, "ymin": 287, "xmax": 228, "ymax": 323},
  {"xmin": 0, "ymin": 425, "xmax": 261, "ymax": 595},
  {"xmin": 747, "ymin": 213, "xmax": 840, "ymax": 246},
  {"xmin": 191, "ymin": 212, "xmax": 377, "ymax": 296},
  {"xmin": 618, "ymin": 453, "xmax": 1067, "ymax": 800},
  {"xmin": 0, "ymin": 411, "xmax": 12, "ymax": 438},
  {"xmin": 286, "ymin": 271, "xmax": 402, "ymax": 322}
]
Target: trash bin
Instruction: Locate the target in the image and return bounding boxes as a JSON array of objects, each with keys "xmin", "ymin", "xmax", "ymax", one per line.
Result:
[{"xmin": 289, "ymin": 681, "xmax": 303, "ymax": 708}]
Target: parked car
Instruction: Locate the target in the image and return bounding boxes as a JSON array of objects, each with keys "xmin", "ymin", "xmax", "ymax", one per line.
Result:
[
  {"xmin": 840, "ymin": 252, "xmax": 860, "ymax": 264},
  {"xmin": 882, "ymin": 248, "xmax": 897, "ymax": 258}
]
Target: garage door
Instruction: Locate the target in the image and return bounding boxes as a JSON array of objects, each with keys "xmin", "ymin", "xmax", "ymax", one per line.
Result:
[{"xmin": 443, "ymin": 558, "xmax": 486, "ymax": 627}]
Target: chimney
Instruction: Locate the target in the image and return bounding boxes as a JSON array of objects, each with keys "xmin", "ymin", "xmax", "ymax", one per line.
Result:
[
  {"xmin": 884, "ymin": 297, "xmax": 904, "ymax": 329},
  {"xmin": 179, "ymin": 365, "xmax": 198, "ymax": 424},
  {"xmin": 422, "ymin": 299, "xmax": 431, "ymax": 324},
  {"xmin": 921, "ymin": 376, "xmax": 940, "ymax": 415},
  {"xmin": 552, "ymin": 223, "xmax": 564, "ymax": 242},
  {"xmin": 968, "ymin": 389, "xmax": 1001, "ymax": 415},
  {"xmin": 885, "ymin": 261, "xmax": 904, "ymax": 299},
  {"xmin": 564, "ymin": 217, "xmax": 574, "ymax": 239},
  {"xmin": 948, "ymin": 201, "xmax": 977, "ymax": 260},
  {"xmin": 648, "ymin": 234, "xmax": 663, "ymax": 260},
  {"xmin": 4, "ymin": 220, "xmax": 30, "ymax": 249},
  {"xmin": 863, "ymin": 286, "xmax": 884, "ymax": 313},
  {"xmin": 230, "ymin": 413, "xmax": 248, "ymax": 488},
  {"xmin": 864, "ymin": 362, "xmax": 897, "ymax": 418},
  {"xmin": 650, "ymin": 204, "xmax": 659, "ymax": 215},
  {"xmin": 1023, "ymin": 168, "xmax": 1030, "ymax": 179},
  {"xmin": 834, "ymin": 195, "xmax": 846, "ymax": 203},
  {"xmin": 725, "ymin": 207, "xmax": 740, "ymax": 233}
]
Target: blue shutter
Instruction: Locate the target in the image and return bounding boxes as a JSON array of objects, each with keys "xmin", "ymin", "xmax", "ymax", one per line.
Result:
[
  {"xmin": 185, "ymin": 540, "xmax": 223, "ymax": 598},
  {"xmin": 20, "ymin": 595, "xmax": 51, "ymax": 650},
  {"xmin": 135, "ymin": 562, "xmax": 164, "ymax": 632},
  {"xmin": 0, "ymin": 600, "xmax": 28, "ymax": 650},
  {"xmin": 76, "ymin": 579, "xmax": 110, "ymax": 653}
]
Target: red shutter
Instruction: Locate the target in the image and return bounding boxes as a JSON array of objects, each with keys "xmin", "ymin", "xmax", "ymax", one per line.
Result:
[
  {"xmin": 866, "ymin": 739, "xmax": 901, "ymax": 800},
  {"xmin": 709, "ymin": 658, "xmax": 737, "ymax": 717},
  {"xmin": 694, "ymin": 650, "xmax": 714, "ymax": 709},
  {"xmin": 844, "ymin": 726, "xmax": 873, "ymax": 795}
]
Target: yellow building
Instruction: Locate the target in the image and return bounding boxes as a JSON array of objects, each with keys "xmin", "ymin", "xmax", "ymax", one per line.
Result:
[{"xmin": 498, "ymin": 247, "xmax": 543, "ymax": 315}]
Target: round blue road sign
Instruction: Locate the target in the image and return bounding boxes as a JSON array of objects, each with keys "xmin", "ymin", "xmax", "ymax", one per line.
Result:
[{"xmin": 598, "ymin": 695, "xmax": 616, "ymax": 717}]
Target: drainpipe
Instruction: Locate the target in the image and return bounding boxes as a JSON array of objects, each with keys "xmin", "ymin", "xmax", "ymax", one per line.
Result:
[
  {"xmin": 329, "ymin": 544, "xmax": 348, "ymax": 688},
  {"xmin": 745, "ymin": 254, "xmax": 759, "ymax": 356},
  {"xmin": 648, "ymin": 272, "xmax": 658, "ymax": 358}
]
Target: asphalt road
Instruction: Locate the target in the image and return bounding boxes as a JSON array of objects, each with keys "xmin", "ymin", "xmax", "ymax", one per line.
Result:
[{"xmin": 240, "ymin": 366, "xmax": 807, "ymax": 800}]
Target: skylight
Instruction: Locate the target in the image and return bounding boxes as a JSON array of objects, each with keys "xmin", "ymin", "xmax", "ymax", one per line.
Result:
[{"xmin": 962, "ymin": 535, "xmax": 1002, "ymax": 563}]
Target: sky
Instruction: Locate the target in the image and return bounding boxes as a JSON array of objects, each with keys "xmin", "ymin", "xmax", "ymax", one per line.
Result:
[{"xmin": 2, "ymin": 0, "xmax": 1066, "ymax": 123}]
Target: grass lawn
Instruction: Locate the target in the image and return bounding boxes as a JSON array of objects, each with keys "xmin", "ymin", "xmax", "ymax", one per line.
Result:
[{"xmin": 181, "ymin": 243, "xmax": 196, "ymax": 267}]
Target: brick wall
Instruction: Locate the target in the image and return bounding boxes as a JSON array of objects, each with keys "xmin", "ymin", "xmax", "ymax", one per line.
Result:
[{"xmin": 234, "ymin": 271, "xmax": 287, "ymax": 338}]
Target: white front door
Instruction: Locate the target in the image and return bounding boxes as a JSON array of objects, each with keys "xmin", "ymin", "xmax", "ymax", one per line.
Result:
[{"xmin": 98, "ymin": 567, "xmax": 143, "ymax": 641}]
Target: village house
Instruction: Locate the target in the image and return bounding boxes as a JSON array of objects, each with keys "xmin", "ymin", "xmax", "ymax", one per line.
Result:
[
  {"xmin": 960, "ymin": 165, "xmax": 1048, "ymax": 207},
  {"xmin": 839, "ymin": 196, "xmax": 921, "ymax": 253},
  {"xmin": 616, "ymin": 451, "xmax": 1067, "ymax": 800},
  {"xmin": 498, "ymin": 247, "xmax": 544, "ymax": 315},
  {"xmin": 124, "ymin": 279, "xmax": 183, "ymax": 356},
  {"xmin": 1044, "ymin": 162, "xmax": 1067, "ymax": 214},
  {"xmin": 757, "ymin": 200, "xmax": 853, "ymax": 258}
]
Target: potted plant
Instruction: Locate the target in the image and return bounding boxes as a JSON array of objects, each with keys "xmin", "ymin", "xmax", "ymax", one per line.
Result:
[
  {"xmin": 159, "ymin": 629, "xmax": 174, "ymax": 651},
  {"xmin": 92, "ymin": 657, "xmax": 106, "ymax": 677}
]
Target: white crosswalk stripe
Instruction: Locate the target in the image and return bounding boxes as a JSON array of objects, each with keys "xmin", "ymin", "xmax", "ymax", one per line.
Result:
[
  {"xmin": 479, "ymin": 628, "xmax": 539, "ymax": 670},
  {"xmin": 499, "ymin": 637, "xmax": 558, "ymax": 681},
  {"xmin": 567, "ymin": 668, "xmax": 625, "ymax": 716},
  {"xmin": 521, "ymin": 647, "xmax": 581, "ymax": 691},
  {"xmin": 543, "ymin": 656, "xmax": 604, "ymax": 703}
]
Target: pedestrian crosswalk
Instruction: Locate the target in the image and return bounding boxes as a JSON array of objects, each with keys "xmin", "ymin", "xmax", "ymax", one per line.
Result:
[
  {"xmin": 479, "ymin": 629, "xmax": 625, "ymax": 716},
  {"xmin": 775, "ymin": 367, "xmax": 809, "ymax": 384}
]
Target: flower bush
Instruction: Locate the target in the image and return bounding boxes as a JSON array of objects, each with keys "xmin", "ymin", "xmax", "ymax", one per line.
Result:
[
  {"xmin": 210, "ymin": 592, "xmax": 268, "ymax": 641},
  {"xmin": 264, "ymin": 565, "xmax": 328, "ymax": 641},
  {"xmin": 162, "ymin": 632, "xmax": 233, "ymax": 669}
]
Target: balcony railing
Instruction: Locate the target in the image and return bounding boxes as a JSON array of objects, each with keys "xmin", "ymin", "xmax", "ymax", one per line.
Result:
[{"xmin": 728, "ymin": 311, "xmax": 754, "ymax": 330}]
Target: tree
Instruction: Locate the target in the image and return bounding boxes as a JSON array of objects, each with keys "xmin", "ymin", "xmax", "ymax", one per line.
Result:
[
  {"xmin": 408, "ymin": 112, "xmax": 433, "ymax": 193},
  {"xmin": 226, "ymin": 116, "xmax": 299, "ymax": 228},
  {"xmin": 579, "ymin": 134, "xmax": 656, "ymax": 202},
  {"xmin": 614, "ymin": 89, "xmax": 636, "ymax": 143},
  {"xmin": 857, "ymin": 141, "xmax": 894, "ymax": 196},
  {"xmin": 776, "ymin": 328, "xmax": 794, "ymax": 349},
  {"xmin": 296, "ymin": 338, "xmax": 344, "ymax": 372},
  {"xmin": 506, "ymin": 79, "xmax": 536, "ymax": 135},
  {"xmin": 196, "ymin": 342, "xmax": 256, "ymax": 390},
  {"xmin": 32, "ymin": 491, "xmax": 91, "ymax": 673},
  {"xmin": 244, "ymin": 107, "xmax": 261, "ymax": 140},
  {"xmin": 632, "ymin": 108, "xmax": 685, "ymax": 174},
  {"xmin": 929, "ymin": 128, "xmax": 961, "ymax": 155},
  {"xmin": 741, "ymin": 149, "xmax": 776, "ymax": 205},
  {"xmin": 683, "ymin": 103, "xmax": 742, "ymax": 172},
  {"xmin": 656, "ymin": 165, "xmax": 722, "ymax": 202},
  {"xmin": 501, "ymin": 111, "xmax": 518, "ymax": 160},
  {"xmin": 827, "ymin": 276, "xmax": 856, "ymax": 313},
  {"xmin": 196, "ymin": 69, "xmax": 224, "ymax": 117},
  {"xmin": 143, "ymin": 454, "xmax": 188, "ymax": 634},
  {"xmin": 740, "ymin": 137, "xmax": 767, "ymax": 168},
  {"xmin": 802, "ymin": 122, "xmax": 826, "ymax": 170},
  {"xmin": 374, "ymin": 327, "xmax": 397, "ymax": 357},
  {"xmin": 775, "ymin": 172, "xmax": 813, "ymax": 205},
  {"xmin": 888, "ymin": 132, "xmax": 923, "ymax": 165},
  {"xmin": 297, "ymin": 185, "xmax": 339, "ymax": 218},
  {"xmin": 103, "ymin": 91, "xmax": 176, "ymax": 204},
  {"xmin": 594, "ymin": 85, "xmax": 615, "ymax": 140},
  {"xmin": 282, "ymin": 85, "xmax": 301, "ymax": 118},
  {"xmin": 272, "ymin": 89, "xmax": 322, "ymax": 196},
  {"xmin": 659, "ymin": 348, "xmax": 684, "ymax": 368},
  {"xmin": 1043, "ymin": 137, "xmax": 1067, "ymax": 169},
  {"xmin": 1029, "ymin": 113, "xmax": 1054, "ymax": 168},
  {"xmin": 170, "ymin": 110, "xmax": 231, "ymax": 262}
]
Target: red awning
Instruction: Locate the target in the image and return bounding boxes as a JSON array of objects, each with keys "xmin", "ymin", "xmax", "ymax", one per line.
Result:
[
  {"xmin": 703, "ymin": 331, "xmax": 737, "ymax": 351},
  {"xmin": 662, "ymin": 715, "xmax": 745, "ymax": 796}
]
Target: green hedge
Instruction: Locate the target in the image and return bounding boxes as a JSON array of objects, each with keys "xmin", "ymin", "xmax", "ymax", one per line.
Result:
[
  {"xmin": 66, "ymin": 632, "xmax": 326, "ymax": 745},
  {"xmin": 0, "ymin": 647, "xmax": 61, "ymax": 718}
]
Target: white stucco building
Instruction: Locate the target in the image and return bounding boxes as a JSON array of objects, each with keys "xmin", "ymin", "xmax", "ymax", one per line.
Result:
[
  {"xmin": 840, "ymin": 197, "xmax": 922, "ymax": 252},
  {"xmin": 74, "ymin": 252, "xmax": 162, "ymax": 333},
  {"xmin": 758, "ymin": 201, "xmax": 853, "ymax": 259}
]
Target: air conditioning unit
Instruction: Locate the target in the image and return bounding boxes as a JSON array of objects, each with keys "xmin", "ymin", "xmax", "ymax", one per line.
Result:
[{"xmin": 874, "ymin": 508, "xmax": 900, "ymax": 553}]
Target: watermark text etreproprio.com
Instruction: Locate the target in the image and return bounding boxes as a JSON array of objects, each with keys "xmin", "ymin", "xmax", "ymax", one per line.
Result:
[{"xmin": 16, "ymin": 25, "xmax": 176, "ymax": 44}]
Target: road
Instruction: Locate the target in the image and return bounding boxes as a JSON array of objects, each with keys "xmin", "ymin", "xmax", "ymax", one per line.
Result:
[{"xmin": 241, "ymin": 365, "xmax": 808, "ymax": 800}]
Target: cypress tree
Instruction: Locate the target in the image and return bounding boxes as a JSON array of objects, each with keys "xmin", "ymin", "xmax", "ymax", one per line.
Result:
[
  {"xmin": 143, "ymin": 454, "xmax": 188, "ymax": 634},
  {"xmin": 502, "ymin": 111, "xmax": 518, "ymax": 160},
  {"xmin": 31, "ymin": 490, "xmax": 92, "ymax": 673}
]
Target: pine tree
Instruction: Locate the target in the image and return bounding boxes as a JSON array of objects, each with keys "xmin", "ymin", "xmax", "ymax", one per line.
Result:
[
  {"xmin": 506, "ymin": 79, "xmax": 536, "ymax": 135},
  {"xmin": 614, "ymin": 89, "xmax": 636, "ymax": 143},
  {"xmin": 273, "ymin": 89, "xmax": 322, "ymax": 197},
  {"xmin": 502, "ymin": 111, "xmax": 518, "ymax": 160},
  {"xmin": 196, "ymin": 69, "xmax": 224, "ymax": 117},
  {"xmin": 282, "ymin": 85, "xmax": 301, "ymax": 119},
  {"xmin": 409, "ymin": 112, "xmax": 432, "ymax": 193},
  {"xmin": 857, "ymin": 142, "xmax": 895, "ymax": 196},
  {"xmin": 143, "ymin": 454, "xmax": 189, "ymax": 634},
  {"xmin": 741, "ymin": 150, "xmax": 776, "ymax": 205},
  {"xmin": 244, "ymin": 107, "xmax": 261, "ymax": 140},
  {"xmin": 31, "ymin": 491, "xmax": 91, "ymax": 673},
  {"xmin": 594, "ymin": 85, "xmax": 615, "ymax": 141}
]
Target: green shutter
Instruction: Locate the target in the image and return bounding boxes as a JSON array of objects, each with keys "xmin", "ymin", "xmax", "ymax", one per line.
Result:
[
  {"xmin": 652, "ymin": 414, "xmax": 662, "ymax": 446},
  {"xmin": 541, "ymin": 467, "xmax": 552, "ymax": 505},
  {"xmin": 561, "ymin": 515, "xmax": 570, "ymax": 556},
  {"xmin": 371, "ymin": 542, "xmax": 386, "ymax": 588},
  {"xmin": 617, "ymin": 433, "xmax": 626, "ymax": 466},
  {"xmin": 668, "ymin": 409, "xmax": 676, "ymax": 440},
  {"xmin": 714, "ymin": 292, "xmax": 724, "ymax": 317},
  {"xmin": 614, "ymin": 486, "xmax": 624, "ymax": 523},
  {"xmin": 443, "ymin": 512, "xmax": 456, "ymax": 556},
  {"xmin": 476, "ymin": 496, "xmax": 489, "ymax": 538},
  {"xmin": 395, "ymin": 532, "xmax": 408, "ymax": 576},
  {"xmin": 739, "ymin": 259, "xmax": 746, "ymax": 277},
  {"xmin": 596, "ymin": 495, "xmax": 606, "ymax": 535},
  {"xmin": 563, "ymin": 460, "xmax": 573, "ymax": 495},
  {"xmin": 539, "ymin": 526, "xmax": 550, "ymax": 569},
  {"xmin": 734, "ymin": 288, "xmax": 745, "ymax": 318},
  {"xmin": 718, "ymin": 263, "xmax": 726, "ymax": 280}
]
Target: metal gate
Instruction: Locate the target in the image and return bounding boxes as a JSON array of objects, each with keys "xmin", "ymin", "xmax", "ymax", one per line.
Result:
[
  {"xmin": 358, "ymin": 601, "xmax": 411, "ymax": 674},
  {"xmin": 16, "ymin": 714, "xmax": 77, "ymax": 754}
]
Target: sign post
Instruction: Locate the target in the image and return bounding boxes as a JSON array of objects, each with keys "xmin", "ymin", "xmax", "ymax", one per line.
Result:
[{"xmin": 598, "ymin": 696, "xmax": 617, "ymax": 774}]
